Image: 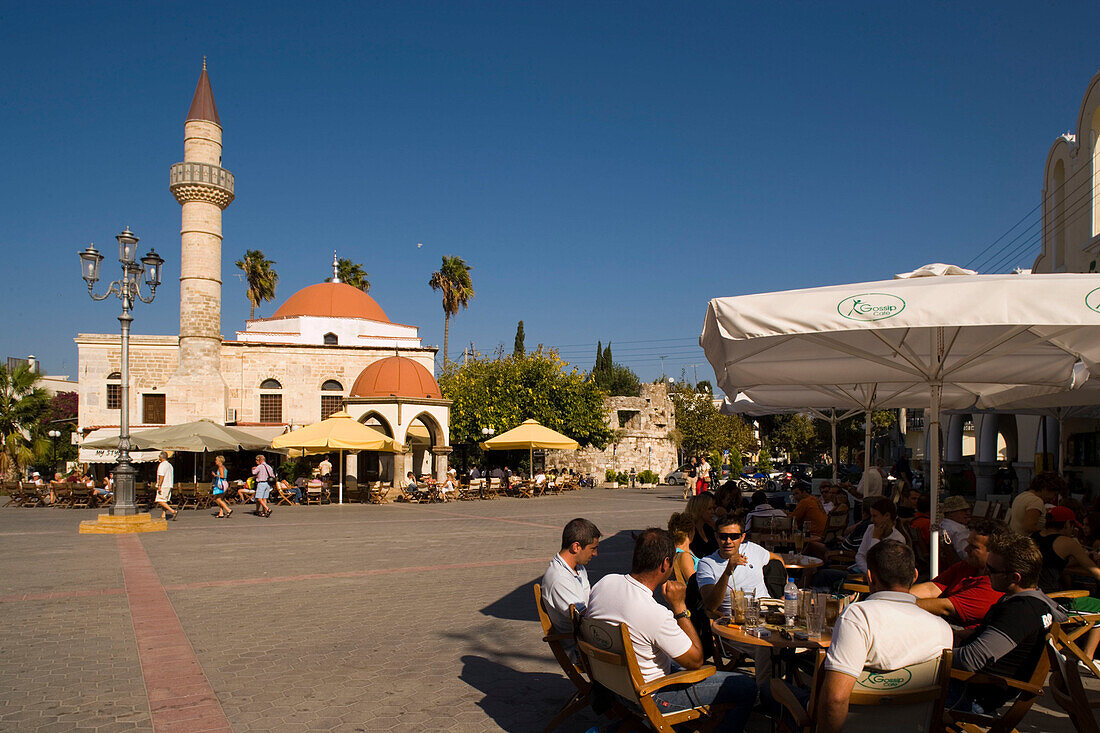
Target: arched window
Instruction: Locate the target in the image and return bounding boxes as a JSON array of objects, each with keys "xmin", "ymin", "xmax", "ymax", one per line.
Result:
[
  {"xmin": 259, "ymin": 378, "xmax": 283, "ymax": 423},
  {"xmin": 320, "ymin": 380, "xmax": 344, "ymax": 419},
  {"xmin": 106, "ymin": 372, "xmax": 122, "ymax": 411},
  {"xmin": 323, "ymin": 332, "xmax": 338, "ymax": 345}
]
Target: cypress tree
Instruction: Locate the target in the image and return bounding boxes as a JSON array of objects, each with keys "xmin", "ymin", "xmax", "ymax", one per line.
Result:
[{"xmin": 513, "ymin": 320, "xmax": 525, "ymax": 358}]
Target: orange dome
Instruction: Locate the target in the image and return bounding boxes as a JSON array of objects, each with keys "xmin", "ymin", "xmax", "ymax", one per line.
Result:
[
  {"xmin": 351, "ymin": 356, "xmax": 441, "ymax": 399},
  {"xmin": 272, "ymin": 282, "xmax": 389, "ymax": 322}
]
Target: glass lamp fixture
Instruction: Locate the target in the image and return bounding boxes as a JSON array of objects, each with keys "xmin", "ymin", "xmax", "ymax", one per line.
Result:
[
  {"xmin": 80, "ymin": 244, "xmax": 104, "ymax": 285},
  {"xmin": 141, "ymin": 249, "xmax": 164, "ymax": 288},
  {"xmin": 117, "ymin": 227, "xmax": 139, "ymax": 264}
]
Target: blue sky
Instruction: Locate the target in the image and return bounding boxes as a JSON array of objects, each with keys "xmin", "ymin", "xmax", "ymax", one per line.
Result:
[{"xmin": 3, "ymin": 2, "xmax": 1099, "ymax": 384}]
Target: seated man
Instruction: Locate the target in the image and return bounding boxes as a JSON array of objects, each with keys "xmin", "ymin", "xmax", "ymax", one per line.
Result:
[
  {"xmin": 896, "ymin": 487, "xmax": 921, "ymax": 519},
  {"xmin": 940, "ymin": 496, "xmax": 973, "ymax": 559},
  {"xmin": 951, "ymin": 532, "xmax": 1068, "ymax": 713},
  {"xmin": 911, "ymin": 519, "xmax": 1005, "ymax": 627},
  {"xmin": 235, "ymin": 479, "xmax": 255, "ymax": 504},
  {"xmin": 1031, "ymin": 506, "xmax": 1100, "ymax": 663},
  {"xmin": 790, "ymin": 481, "xmax": 828, "ymax": 538},
  {"xmin": 276, "ymin": 478, "xmax": 302, "ymax": 503},
  {"xmin": 698, "ymin": 516, "xmax": 786, "ymax": 617},
  {"xmin": 816, "ymin": 540, "xmax": 954, "ymax": 732},
  {"xmin": 93, "ymin": 473, "xmax": 115, "ymax": 504},
  {"xmin": 744, "ymin": 490, "xmax": 787, "ymax": 532},
  {"xmin": 586, "ymin": 528, "xmax": 757, "ymax": 731},
  {"xmin": 541, "ymin": 518, "xmax": 601, "ymax": 657}
]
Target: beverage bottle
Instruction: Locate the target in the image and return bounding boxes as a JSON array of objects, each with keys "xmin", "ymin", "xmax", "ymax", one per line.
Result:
[{"xmin": 783, "ymin": 578, "xmax": 798, "ymax": 626}]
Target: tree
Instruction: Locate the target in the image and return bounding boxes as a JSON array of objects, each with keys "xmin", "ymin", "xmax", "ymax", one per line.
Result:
[
  {"xmin": 34, "ymin": 392, "xmax": 78, "ymax": 470},
  {"xmin": 670, "ymin": 383, "xmax": 754, "ymax": 460},
  {"xmin": 513, "ymin": 320, "xmax": 525, "ymax": 358},
  {"xmin": 336, "ymin": 258, "xmax": 370, "ymax": 292},
  {"xmin": 439, "ymin": 347, "xmax": 613, "ymax": 452},
  {"xmin": 0, "ymin": 363, "xmax": 49, "ymax": 479},
  {"xmin": 766, "ymin": 414, "xmax": 821, "ymax": 463},
  {"xmin": 590, "ymin": 341, "xmax": 641, "ymax": 397},
  {"xmin": 757, "ymin": 446, "xmax": 773, "ymax": 472},
  {"xmin": 429, "ymin": 255, "xmax": 474, "ymax": 366},
  {"xmin": 235, "ymin": 250, "xmax": 278, "ymax": 319}
]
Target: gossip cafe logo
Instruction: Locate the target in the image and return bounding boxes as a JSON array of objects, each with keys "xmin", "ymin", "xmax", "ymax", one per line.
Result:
[
  {"xmin": 1086, "ymin": 288, "xmax": 1100, "ymax": 314},
  {"xmin": 837, "ymin": 293, "xmax": 906, "ymax": 321}
]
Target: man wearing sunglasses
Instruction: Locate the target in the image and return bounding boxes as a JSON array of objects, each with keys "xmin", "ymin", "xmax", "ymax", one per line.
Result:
[{"xmin": 697, "ymin": 517, "xmax": 786, "ymax": 618}]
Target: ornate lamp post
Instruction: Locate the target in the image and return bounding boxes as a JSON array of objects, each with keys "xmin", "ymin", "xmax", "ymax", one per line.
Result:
[
  {"xmin": 78, "ymin": 228, "xmax": 164, "ymax": 516},
  {"xmin": 47, "ymin": 429, "xmax": 61, "ymax": 474}
]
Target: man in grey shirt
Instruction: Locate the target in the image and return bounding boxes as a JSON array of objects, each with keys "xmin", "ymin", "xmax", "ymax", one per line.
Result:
[{"xmin": 540, "ymin": 518, "xmax": 601, "ymax": 656}]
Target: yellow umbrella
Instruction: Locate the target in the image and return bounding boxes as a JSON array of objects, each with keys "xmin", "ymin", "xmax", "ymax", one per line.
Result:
[
  {"xmin": 270, "ymin": 411, "xmax": 404, "ymax": 503},
  {"xmin": 482, "ymin": 419, "xmax": 579, "ymax": 477}
]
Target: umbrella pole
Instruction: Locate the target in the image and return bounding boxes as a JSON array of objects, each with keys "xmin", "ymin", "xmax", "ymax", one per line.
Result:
[
  {"xmin": 339, "ymin": 450, "xmax": 344, "ymax": 505},
  {"xmin": 1057, "ymin": 414, "xmax": 1065, "ymax": 477},
  {"xmin": 831, "ymin": 411, "xmax": 838, "ymax": 484},
  {"xmin": 863, "ymin": 412, "xmax": 872, "ymax": 477},
  {"xmin": 929, "ymin": 384, "xmax": 942, "ymax": 578},
  {"xmin": 530, "ymin": 447, "xmax": 533, "ymax": 479}
]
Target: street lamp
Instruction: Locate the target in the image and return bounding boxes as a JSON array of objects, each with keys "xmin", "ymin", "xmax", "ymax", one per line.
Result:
[
  {"xmin": 481, "ymin": 427, "xmax": 495, "ymax": 437},
  {"xmin": 79, "ymin": 228, "xmax": 164, "ymax": 516},
  {"xmin": 47, "ymin": 429, "xmax": 61, "ymax": 473}
]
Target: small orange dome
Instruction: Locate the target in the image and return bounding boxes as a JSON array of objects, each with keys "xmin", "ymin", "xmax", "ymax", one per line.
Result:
[
  {"xmin": 272, "ymin": 282, "xmax": 389, "ymax": 322},
  {"xmin": 351, "ymin": 356, "xmax": 441, "ymax": 399}
]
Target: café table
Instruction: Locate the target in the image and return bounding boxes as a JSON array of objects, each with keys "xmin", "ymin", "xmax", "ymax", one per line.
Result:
[{"xmin": 711, "ymin": 618, "xmax": 831, "ymax": 682}]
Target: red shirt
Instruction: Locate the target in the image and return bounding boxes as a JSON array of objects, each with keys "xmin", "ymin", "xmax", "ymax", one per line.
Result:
[
  {"xmin": 932, "ymin": 561, "xmax": 1004, "ymax": 627},
  {"xmin": 910, "ymin": 512, "xmax": 930, "ymax": 544}
]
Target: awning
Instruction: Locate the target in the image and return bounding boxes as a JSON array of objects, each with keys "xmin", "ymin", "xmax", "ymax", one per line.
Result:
[{"xmin": 78, "ymin": 428, "xmax": 162, "ymax": 463}]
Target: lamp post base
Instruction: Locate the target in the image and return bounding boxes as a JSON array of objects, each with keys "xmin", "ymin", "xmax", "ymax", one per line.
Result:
[{"xmin": 78, "ymin": 513, "xmax": 167, "ymax": 535}]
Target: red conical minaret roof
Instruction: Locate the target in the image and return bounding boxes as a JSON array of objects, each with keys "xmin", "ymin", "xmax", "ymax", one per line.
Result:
[{"xmin": 186, "ymin": 57, "xmax": 220, "ymax": 125}]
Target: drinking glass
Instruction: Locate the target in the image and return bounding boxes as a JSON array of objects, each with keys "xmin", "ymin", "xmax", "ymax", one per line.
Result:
[
  {"xmin": 793, "ymin": 531, "xmax": 806, "ymax": 554},
  {"xmin": 732, "ymin": 589, "xmax": 746, "ymax": 625},
  {"xmin": 798, "ymin": 589, "xmax": 812, "ymax": 625},
  {"xmin": 808, "ymin": 592, "xmax": 828, "ymax": 640},
  {"xmin": 743, "ymin": 591, "xmax": 759, "ymax": 630}
]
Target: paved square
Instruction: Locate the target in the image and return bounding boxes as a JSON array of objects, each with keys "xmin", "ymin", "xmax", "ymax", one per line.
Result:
[{"xmin": 0, "ymin": 488, "xmax": 1089, "ymax": 731}]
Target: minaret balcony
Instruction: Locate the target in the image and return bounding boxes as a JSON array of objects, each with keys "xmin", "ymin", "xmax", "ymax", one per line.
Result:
[{"xmin": 169, "ymin": 162, "xmax": 235, "ymax": 209}]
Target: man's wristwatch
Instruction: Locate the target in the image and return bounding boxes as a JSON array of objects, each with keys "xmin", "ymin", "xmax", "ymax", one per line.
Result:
[{"xmin": 673, "ymin": 610, "xmax": 690, "ymax": 620}]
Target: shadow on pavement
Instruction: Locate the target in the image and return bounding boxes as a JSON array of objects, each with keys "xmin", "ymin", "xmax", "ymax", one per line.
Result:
[
  {"xmin": 479, "ymin": 530, "xmax": 638, "ymax": 621},
  {"xmin": 460, "ymin": 654, "xmax": 597, "ymax": 732}
]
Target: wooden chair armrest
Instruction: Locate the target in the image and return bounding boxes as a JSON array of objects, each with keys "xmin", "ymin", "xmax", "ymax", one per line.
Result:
[
  {"xmin": 637, "ymin": 665, "xmax": 716, "ymax": 696},
  {"xmin": 543, "ymin": 632, "xmax": 574, "ymax": 643},
  {"xmin": 770, "ymin": 679, "xmax": 811, "ymax": 728},
  {"xmin": 949, "ymin": 668, "xmax": 1044, "ymax": 695},
  {"xmin": 1049, "ymin": 589, "xmax": 1089, "ymax": 599}
]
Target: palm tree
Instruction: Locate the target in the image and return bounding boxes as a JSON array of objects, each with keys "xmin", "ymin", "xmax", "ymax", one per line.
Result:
[
  {"xmin": 428, "ymin": 256, "xmax": 474, "ymax": 366},
  {"xmin": 235, "ymin": 250, "xmax": 278, "ymax": 319},
  {"xmin": 336, "ymin": 258, "xmax": 370, "ymax": 292},
  {"xmin": 0, "ymin": 363, "xmax": 48, "ymax": 480}
]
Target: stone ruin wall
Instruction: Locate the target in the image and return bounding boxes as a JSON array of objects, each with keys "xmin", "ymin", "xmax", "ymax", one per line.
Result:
[{"xmin": 546, "ymin": 382, "xmax": 679, "ymax": 479}]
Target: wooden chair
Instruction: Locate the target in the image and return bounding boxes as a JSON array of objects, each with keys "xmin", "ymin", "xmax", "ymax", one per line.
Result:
[
  {"xmin": 772, "ymin": 649, "xmax": 953, "ymax": 732},
  {"xmin": 274, "ymin": 483, "xmax": 296, "ymax": 506},
  {"xmin": 1049, "ymin": 590, "xmax": 1100, "ymax": 679},
  {"xmin": 533, "ymin": 585, "xmax": 591, "ymax": 732},
  {"xmin": 821, "ymin": 513, "xmax": 849, "ymax": 545},
  {"xmin": 944, "ymin": 643, "xmax": 1051, "ymax": 733},
  {"xmin": 577, "ymin": 616, "xmax": 721, "ymax": 732},
  {"xmin": 366, "ymin": 481, "xmax": 392, "ymax": 504},
  {"xmin": 178, "ymin": 484, "xmax": 199, "ymax": 510},
  {"xmin": 305, "ymin": 482, "xmax": 324, "ymax": 505},
  {"xmin": 487, "ymin": 476, "xmax": 502, "ymax": 498},
  {"xmin": 1045, "ymin": 638, "xmax": 1100, "ymax": 733},
  {"xmin": 459, "ymin": 479, "xmax": 482, "ymax": 500},
  {"xmin": 51, "ymin": 482, "xmax": 73, "ymax": 508},
  {"xmin": 971, "ymin": 500, "xmax": 990, "ymax": 519}
]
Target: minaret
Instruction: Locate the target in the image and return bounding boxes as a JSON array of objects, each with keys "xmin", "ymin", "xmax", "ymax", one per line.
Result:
[{"xmin": 166, "ymin": 59, "xmax": 234, "ymax": 422}]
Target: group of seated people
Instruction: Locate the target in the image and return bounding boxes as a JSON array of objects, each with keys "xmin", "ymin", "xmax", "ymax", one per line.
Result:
[
  {"xmin": 538, "ymin": 471, "xmax": 1100, "ymax": 732},
  {"xmin": 29, "ymin": 468, "xmax": 114, "ymax": 505}
]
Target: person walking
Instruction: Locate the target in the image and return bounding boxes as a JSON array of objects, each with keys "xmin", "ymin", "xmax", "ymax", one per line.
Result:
[
  {"xmin": 211, "ymin": 454, "xmax": 232, "ymax": 518},
  {"xmin": 683, "ymin": 457, "xmax": 697, "ymax": 500},
  {"xmin": 252, "ymin": 454, "xmax": 276, "ymax": 517},
  {"xmin": 697, "ymin": 456, "xmax": 711, "ymax": 495},
  {"xmin": 155, "ymin": 451, "xmax": 178, "ymax": 521}
]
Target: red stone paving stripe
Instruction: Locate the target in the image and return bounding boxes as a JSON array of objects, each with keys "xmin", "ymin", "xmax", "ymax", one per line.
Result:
[
  {"xmin": 441, "ymin": 510, "xmax": 561, "ymax": 529},
  {"xmin": 117, "ymin": 534, "xmax": 232, "ymax": 733}
]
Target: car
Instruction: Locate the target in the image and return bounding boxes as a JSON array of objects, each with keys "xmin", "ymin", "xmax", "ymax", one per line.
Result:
[{"xmin": 664, "ymin": 463, "xmax": 693, "ymax": 485}]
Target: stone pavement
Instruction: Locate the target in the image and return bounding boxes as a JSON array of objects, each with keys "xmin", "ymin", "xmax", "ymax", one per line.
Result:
[{"xmin": 0, "ymin": 487, "xmax": 1091, "ymax": 732}]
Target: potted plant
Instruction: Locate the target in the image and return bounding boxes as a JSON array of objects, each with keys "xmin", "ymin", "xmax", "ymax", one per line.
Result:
[
  {"xmin": 637, "ymin": 470, "xmax": 659, "ymax": 488},
  {"xmin": 604, "ymin": 469, "xmax": 618, "ymax": 489}
]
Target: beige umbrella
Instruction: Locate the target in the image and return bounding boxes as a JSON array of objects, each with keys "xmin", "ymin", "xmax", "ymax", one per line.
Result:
[
  {"xmin": 482, "ymin": 419, "xmax": 579, "ymax": 477},
  {"xmin": 270, "ymin": 411, "xmax": 404, "ymax": 503}
]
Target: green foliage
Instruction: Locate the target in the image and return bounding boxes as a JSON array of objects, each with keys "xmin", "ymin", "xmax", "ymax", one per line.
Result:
[
  {"xmin": 336, "ymin": 258, "xmax": 370, "ymax": 292},
  {"xmin": 513, "ymin": 320, "xmax": 525, "ymax": 358},
  {"xmin": 235, "ymin": 249, "xmax": 278, "ymax": 320},
  {"xmin": 32, "ymin": 392, "xmax": 78, "ymax": 469},
  {"xmin": 439, "ymin": 347, "xmax": 613, "ymax": 450},
  {"xmin": 278, "ymin": 458, "xmax": 314, "ymax": 482},
  {"xmin": 670, "ymin": 383, "xmax": 754, "ymax": 459},
  {"xmin": 590, "ymin": 341, "xmax": 641, "ymax": 397},
  {"xmin": 0, "ymin": 363, "xmax": 50, "ymax": 479},
  {"xmin": 429, "ymin": 255, "xmax": 475, "ymax": 366},
  {"xmin": 617, "ymin": 471, "xmax": 629, "ymax": 484},
  {"xmin": 637, "ymin": 469, "xmax": 660, "ymax": 484},
  {"xmin": 605, "ymin": 469, "xmax": 618, "ymax": 483},
  {"xmin": 767, "ymin": 414, "xmax": 820, "ymax": 462},
  {"xmin": 727, "ymin": 446, "xmax": 743, "ymax": 476},
  {"xmin": 757, "ymin": 447, "xmax": 773, "ymax": 473}
]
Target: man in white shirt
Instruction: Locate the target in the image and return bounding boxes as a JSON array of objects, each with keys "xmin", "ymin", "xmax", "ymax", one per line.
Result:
[
  {"xmin": 585, "ymin": 528, "xmax": 757, "ymax": 731},
  {"xmin": 855, "ymin": 458, "xmax": 884, "ymax": 498},
  {"xmin": 698, "ymin": 516, "xmax": 785, "ymax": 616},
  {"xmin": 155, "ymin": 451, "xmax": 178, "ymax": 521},
  {"xmin": 817, "ymin": 540, "xmax": 953, "ymax": 732},
  {"xmin": 541, "ymin": 517, "xmax": 601, "ymax": 652},
  {"xmin": 940, "ymin": 495, "xmax": 973, "ymax": 559}
]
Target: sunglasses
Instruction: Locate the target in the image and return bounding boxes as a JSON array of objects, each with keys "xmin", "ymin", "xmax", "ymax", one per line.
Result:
[{"xmin": 717, "ymin": 531, "xmax": 744, "ymax": 541}]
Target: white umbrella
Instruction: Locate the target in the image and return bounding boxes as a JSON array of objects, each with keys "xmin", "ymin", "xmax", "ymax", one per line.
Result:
[{"xmin": 701, "ymin": 271, "xmax": 1100, "ymax": 575}]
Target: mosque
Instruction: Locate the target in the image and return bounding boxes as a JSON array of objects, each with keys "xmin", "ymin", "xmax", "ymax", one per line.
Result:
[{"xmin": 76, "ymin": 64, "xmax": 452, "ymax": 482}]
